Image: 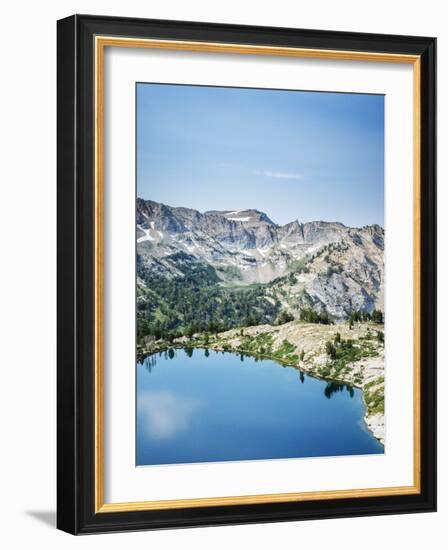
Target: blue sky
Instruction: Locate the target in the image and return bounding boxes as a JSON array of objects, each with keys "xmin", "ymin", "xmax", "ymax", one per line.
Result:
[{"xmin": 137, "ymin": 83, "xmax": 384, "ymax": 227}]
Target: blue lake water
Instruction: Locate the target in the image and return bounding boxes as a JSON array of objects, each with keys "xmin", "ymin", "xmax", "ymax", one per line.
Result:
[{"xmin": 136, "ymin": 348, "xmax": 383, "ymax": 466}]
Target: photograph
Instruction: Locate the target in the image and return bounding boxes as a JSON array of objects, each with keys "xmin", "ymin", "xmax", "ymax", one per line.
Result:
[
  {"xmin": 135, "ymin": 83, "xmax": 386, "ymax": 466},
  {"xmin": 54, "ymin": 12, "xmax": 436, "ymax": 536}
]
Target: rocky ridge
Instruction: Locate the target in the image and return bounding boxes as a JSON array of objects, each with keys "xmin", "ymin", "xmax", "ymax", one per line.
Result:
[{"xmin": 137, "ymin": 198, "xmax": 384, "ymax": 318}]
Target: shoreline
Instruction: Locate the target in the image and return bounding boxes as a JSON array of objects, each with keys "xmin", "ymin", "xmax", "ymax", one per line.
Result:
[{"xmin": 138, "ymin": 320, "xmax": 385, "ymax": 445}]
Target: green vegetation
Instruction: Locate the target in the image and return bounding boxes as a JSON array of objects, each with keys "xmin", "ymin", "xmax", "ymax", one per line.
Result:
[
  {"xmin": 349, "ymin": 310, "xmax": 371, "ymax": 323},
  {"xmin": 236, "ymin": 332, "xmax": 274, "ymax": 356},
  {"xmin": 364, "ymin": 377, "xmax": 385, "ymax": 415},
  {"xmin": 326, "ymin": 265, "xmax": 342, "ymax": 276},
  {"xmin": 276, "ymin": 339, "xmax": 296, "ymax": 356},
  {"xmin": 230, "ymin": 333, "xmax": 300, "ymax": 366},
  {"xmin": 277, "ymin": 311, "xmax": 294, "ymax": 325},
  {"xmin": 285, "ymin": 255, "xmax": 311, "ymax": 275},
  {"xmin": 347, "ymin": 309, "xmax": 384, "ymax": 330},
  {"xmin": 372, "ymin": 309, "xmax": 384, "ymax": 323},
  {"xmin": 364, "ymin": 375, "xmax": 384, "ymax": 389},
  {"xmin": 137, "ymin": 259, "xmax": 280, "ymax": 343},
  {"xmin": 348, "ymin": 308, "xmax": 384, "ymax": 324},
  {"xmin": 215, "ymin": 265, "xmax": 243, "ymax": 282},
  {"xmin": 318, "ymin": 333, "xmax": 381, "ymax": 381},
  {"xmin": 300, "ymin": 307, "xmax": 333, "ymax": 324},
  {"xmin": 325, "ymin": 341, "xmax": 337, "ymax": 359},
  {"xmin": 137, "ymin": 248, "xmax": 384, "ymax": 345}
]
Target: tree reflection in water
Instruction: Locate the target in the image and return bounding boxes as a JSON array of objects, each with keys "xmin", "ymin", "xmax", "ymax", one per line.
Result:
[
  {"xmin": 143, "ymin": 350, "xmax": 353, "ymax": 402},
  {"xmin": 324, "ymin": 381, "xmax": 355, "ymax": 399},
  {"xmin": 143, "ymin": 354, "xmax": 157, "ymax": 373}
]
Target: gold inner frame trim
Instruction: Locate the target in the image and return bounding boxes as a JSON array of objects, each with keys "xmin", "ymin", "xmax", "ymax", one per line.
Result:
[{"xmin": 94, "ymin": 35, "xmax": 422, "ymax": 513}]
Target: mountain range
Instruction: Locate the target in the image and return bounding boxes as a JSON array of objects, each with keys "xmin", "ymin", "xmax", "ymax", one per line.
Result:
[{"xmin": 136, "ymin": 198, "xmax": 384, "ymax": 335}]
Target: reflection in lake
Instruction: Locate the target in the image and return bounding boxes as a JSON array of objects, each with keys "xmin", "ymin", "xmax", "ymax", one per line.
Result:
[
  {"xmin": 324, "ymin": 381, "xmax": 355, "ymax": 399},
  {"xmin": 137, "ymin": 349, "xmax": 383, "ymax": 466}
]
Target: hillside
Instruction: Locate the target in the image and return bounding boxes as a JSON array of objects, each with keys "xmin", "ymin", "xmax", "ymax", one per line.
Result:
[{"xmin": 136, "ymin": 199, "xmax": 384, "ymax": 340}]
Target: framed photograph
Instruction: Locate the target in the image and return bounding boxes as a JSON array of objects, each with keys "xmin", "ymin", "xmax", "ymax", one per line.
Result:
[{"xmin": 57, "ymin": 14, "xmax": 436, "ymax": 534}]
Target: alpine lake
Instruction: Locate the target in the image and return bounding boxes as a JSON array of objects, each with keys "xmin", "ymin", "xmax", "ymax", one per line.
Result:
[{"xmin": 136, "ymin": 348, "xmax": 384, "ymax": 466}]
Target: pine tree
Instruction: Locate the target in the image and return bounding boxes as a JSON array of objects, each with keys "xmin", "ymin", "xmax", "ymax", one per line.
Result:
[
  {"xmin": 372, "ymin": 309, "xmax": 384, "ymax": 323},
  {"xmin": 325, "ymin": 341, "xmax": 337, "ymax": 359}
]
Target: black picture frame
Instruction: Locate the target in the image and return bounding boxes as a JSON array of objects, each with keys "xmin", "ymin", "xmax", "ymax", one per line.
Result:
[{"xmin": 57, "ymin": 14, "xmax": 436, "ymax": 535}]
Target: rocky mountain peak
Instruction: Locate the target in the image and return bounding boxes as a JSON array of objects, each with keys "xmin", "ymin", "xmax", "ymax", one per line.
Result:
[
  {"xmin": 136, "ymin": 198, "xmax": 384, "ymax": 317},
  {"xmin": 205, "ymin": 208, "xmax": 275, "ymax": 226}
]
